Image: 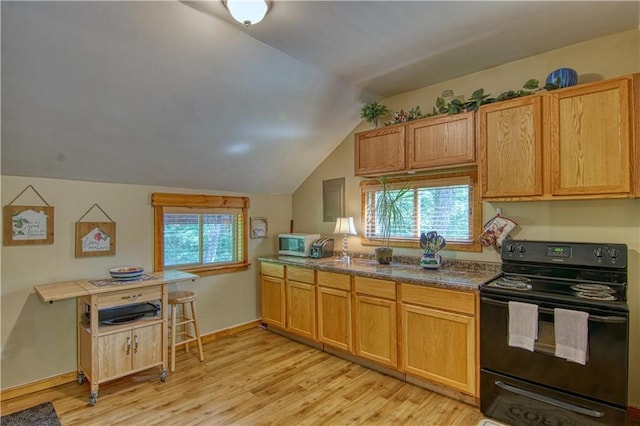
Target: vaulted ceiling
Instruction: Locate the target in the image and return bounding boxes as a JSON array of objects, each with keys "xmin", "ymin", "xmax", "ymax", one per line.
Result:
[{"xmin": 2, "ymin": 1, "xmax": 638, "ymax": 193}]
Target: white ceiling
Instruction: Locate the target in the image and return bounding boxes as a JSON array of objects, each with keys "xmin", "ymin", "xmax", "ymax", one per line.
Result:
[{"xmin": 2, "ymin": 1, "xmax": 638, "ymax": 194}]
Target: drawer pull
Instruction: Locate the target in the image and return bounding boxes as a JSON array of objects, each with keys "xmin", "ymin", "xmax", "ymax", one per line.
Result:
[
  {"xmin": 134, "ymin": 335, "xmax": 139, "ymax": 354},
  {"xmin": 125, "ymin": 336, "xmax": 131, "ymax": 355},
  {"xmin": 122, "ymin": 293, "xmax": 143, "ymax": 300}
]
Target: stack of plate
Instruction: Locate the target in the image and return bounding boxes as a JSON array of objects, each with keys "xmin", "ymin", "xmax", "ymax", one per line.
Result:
[{"xmin": 109, "ymin": 267, "xmax": 144, "ymax": 281}]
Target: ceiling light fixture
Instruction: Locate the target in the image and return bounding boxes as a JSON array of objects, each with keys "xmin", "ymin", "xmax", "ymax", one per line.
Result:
[{"xmin": 224, "ymin": 0, "xmax": 271, "ymax": 27}]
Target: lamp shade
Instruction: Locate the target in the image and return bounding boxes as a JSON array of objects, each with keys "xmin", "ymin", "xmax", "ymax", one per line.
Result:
[
  {"xmin": 334, "ymin": 217, "xmax": 357, "ymax": 236},
  {"xmin": 226, "ymin": 0, "xmax": 269, "ymax": 26}
]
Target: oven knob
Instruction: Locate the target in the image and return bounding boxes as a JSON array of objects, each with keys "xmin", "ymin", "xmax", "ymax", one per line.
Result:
[
  {"xmin": 518, "ymin": 245, "xmax": 527, "ymax": 254},
  {"xmin": 506, "ymin": 244, "xmax": 516, "ymax": 253},
  {"xmin": 594, "ymin": 247, "xmax": 604, "ymax": 258},
  {"xmin": 608, "ymin": 249, "xmax": 620, "ymax": 259}
]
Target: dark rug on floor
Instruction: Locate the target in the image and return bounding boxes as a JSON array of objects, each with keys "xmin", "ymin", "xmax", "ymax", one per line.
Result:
[{"xmin": 1, "ymin": 402, "xmax": 61, "ymax": 426}]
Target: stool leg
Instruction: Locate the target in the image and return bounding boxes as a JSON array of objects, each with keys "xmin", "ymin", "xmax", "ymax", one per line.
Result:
[
  {"xmin": 190, "ymin": 300, "xmax": 205, "ymax": 362},
  {"xmin": 170, "ymin": 303, "xmax": 178, "ymax": 373},
  {"xmin": 182, "ymin": 303, "xmax": 190, "ymax": 354}
]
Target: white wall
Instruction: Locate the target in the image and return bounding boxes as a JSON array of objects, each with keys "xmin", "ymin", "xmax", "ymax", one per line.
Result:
[
  {"xmin": 292, "ymin": 29, "xmax": 640, "ymax": 406},
  {"xmin": 0, "ymin": 175, "xmax": 292, "ymax": 389}
]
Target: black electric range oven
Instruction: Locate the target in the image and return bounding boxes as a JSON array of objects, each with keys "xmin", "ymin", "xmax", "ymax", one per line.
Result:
[{"xmin": 480, "ymin": 240, "xmax": 629, "ymax": 426}]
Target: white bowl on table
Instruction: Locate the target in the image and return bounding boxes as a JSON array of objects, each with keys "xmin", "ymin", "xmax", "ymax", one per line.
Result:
[{"xmin": 109, "ymin": 267, "xmax": 144, "ymax": 281}]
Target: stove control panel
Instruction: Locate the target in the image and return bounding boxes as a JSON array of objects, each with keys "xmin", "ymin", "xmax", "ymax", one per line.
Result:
[{"xmin": 502, "ymin": 240, "xmax": 627, "ymax": 268}]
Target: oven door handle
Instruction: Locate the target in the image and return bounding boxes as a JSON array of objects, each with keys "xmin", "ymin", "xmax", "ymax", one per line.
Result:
[
  {"xmin": 481, "ymin": 297, "xmax": 627, "ymax": 323},
  {"xmin": 495, "ymin": 380, "xmax": 605, "ymax": 418}
]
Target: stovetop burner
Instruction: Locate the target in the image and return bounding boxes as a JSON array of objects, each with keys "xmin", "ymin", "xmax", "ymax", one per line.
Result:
[
  {"xmin": 492, "ymin": 276, "xmax": 532, "ymax": 290},
  {"xmin": 570, "ymin": 283, "xmax": 614, "ymax": 293},
  {"xmin": 576, "ymin": 291, "xmax": 616, "ymax": 301},
  {"xmin": 570, "ymin": 283, "xmax": 617, "ymax": 300}
]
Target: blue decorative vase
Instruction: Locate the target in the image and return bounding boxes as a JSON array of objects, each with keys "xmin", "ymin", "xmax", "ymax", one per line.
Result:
[
  {"xmin": 420, "ymin": 252, "xmax": 442, "ymax": 269},
  {"xmin": 546, "ymin": 68, "xmax": 578, "ymax": 88}
]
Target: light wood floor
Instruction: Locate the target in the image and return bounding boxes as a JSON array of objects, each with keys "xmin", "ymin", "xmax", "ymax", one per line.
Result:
[{"xmin": 1, "ymin": 327, "xmax": 485, "ymax": 425}]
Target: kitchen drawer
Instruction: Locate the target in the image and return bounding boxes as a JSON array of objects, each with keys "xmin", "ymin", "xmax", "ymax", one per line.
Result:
[
  {"xmin": 401, "ymin": 284, "xmax": 475, "ymax": 315},
  {"xmin": 317, "ymin": 271, "xmax": 351, "ymax": 291},
  {"xmin": 355, "ymin": 277, "xmax": 396, "ymax": 300},
  {"xmin": 97, "ymin": 285, "xmax": 163, "ymax": 308},
  {"xmin": 286, "ymin": 266, "xmax": 315, "ymax": 284},
  {"xmin": 261, "ymin": 262, "xmax": 285, "ymax": 279}
]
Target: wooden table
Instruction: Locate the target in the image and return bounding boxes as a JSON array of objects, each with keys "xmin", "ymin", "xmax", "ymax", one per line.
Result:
[{"xmin": 34, "ymin": 270, "xmax": 198, "ymax": 405}]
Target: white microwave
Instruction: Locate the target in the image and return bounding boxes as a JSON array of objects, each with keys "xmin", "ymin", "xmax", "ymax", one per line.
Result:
[{"xmin": 278, "ymin": 233, "xmax": 320, "ymax": 257}]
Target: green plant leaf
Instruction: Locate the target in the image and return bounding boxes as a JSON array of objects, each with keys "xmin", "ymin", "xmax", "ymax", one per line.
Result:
[
  {"xmin": 523, "ymin": 79, "xmax": 540, "ymax": 90},
  {"xmin": 360, "ymin": 101, "xmax": 389, "ymax": 122}
]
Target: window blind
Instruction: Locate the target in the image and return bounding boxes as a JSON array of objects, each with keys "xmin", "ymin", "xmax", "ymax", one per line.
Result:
[{"xmin": 362, "ymin": 176, "xmax": 473, "ymax": 244}]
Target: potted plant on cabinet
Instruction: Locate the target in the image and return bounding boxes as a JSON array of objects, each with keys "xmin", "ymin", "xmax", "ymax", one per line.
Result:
[
  {"xmin": 368, "ymin": 176, "xmax": 413, "ymax": 264},
  {"xmin": 360, "ymin": 101, "xmax": 389, "ymax": 128}
]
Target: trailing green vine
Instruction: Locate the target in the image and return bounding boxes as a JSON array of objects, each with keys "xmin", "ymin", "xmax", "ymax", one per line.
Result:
[{"xmin": 359, "ymin": 78, "xmax": 563, "ymax": 126}]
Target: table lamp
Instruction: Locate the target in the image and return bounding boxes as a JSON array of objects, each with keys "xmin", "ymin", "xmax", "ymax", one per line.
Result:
[{"xmin": 333, "ymin": 217, "xmax": 357, "ymax": 262}]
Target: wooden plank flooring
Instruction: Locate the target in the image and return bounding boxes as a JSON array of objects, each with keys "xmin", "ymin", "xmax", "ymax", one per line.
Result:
[{"xmin": 1, "ymin": 327, "xmax": 485, "ymax": 425}]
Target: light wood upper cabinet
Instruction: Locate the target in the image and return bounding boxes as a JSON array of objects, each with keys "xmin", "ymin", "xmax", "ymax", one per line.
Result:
[
  {"xmin": 478, "ymin": 74, "xmax": 639, "ymax": 200},
  {"xmin": 354, "ymin": 112, "xmax": 477, "ymax": 177},
  {"xmin": 478, "ymin": 96, "xmax": 543, "ymax": 198},
  {"xmin": 407, "ymin": 111, "xmax": 475, "ymax": 170},
  {"xmin": 549, "ymin": 78, "xmax": 631, "ymax": 196},
  {"xmin": 354, "ymin": 125, "xmax": 405, "ymax": 176}
]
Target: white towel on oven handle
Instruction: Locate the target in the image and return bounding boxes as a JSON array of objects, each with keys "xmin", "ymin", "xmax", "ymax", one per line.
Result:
[
  {"xmin": 508, "ymin": 301, "xmax": 538, "ymax": 351},
  {"xmin": 554, "ymin": 308, "xmax": 589, "ymax": 365}
]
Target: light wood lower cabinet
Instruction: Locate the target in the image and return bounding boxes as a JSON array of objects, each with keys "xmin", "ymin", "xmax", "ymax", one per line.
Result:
[
  {"xmin": 317, "ymin": 271, "xmax": 352, "ymax": 352},
  {"xmin": 260, "ymin": 262, "xmax": 480, "ymax": 399},
  {"xmin": 77, "ymin": 284, "xmax": 167, "ymax": 405},
  {"xmin": 97, "ymin": 323, "xmax": 162, "ymax": 379},
  {"xmin": 261, "ymin": 263, "xmax": 285, "ymax": 328},
  {"xmin": 401, "ymin": 284, "xmax": 477, "ymax": 396},
  {"xmin": 354, "ymin": 277, "xmax": 397, "ymax": 368},
  {"xmin": 286, "ymin": 266, "xmax": 316, "ymax": 340}
]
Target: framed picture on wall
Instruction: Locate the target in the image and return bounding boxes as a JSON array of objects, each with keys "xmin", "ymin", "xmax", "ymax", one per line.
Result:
[
  {"xmin": 3, "ymin": 205, "xmax": 54, "ymax": 245},
  {"xmin": 3, "ymin": 184, "xmax": 55, "ymax": 246},
  {"xmin": 75, "ymin": 222, "xmax": 116, "ymax": 257},
  {"xmin": 250, "ymin": 217, "xmax": 268, "ymax": 238},
  {"xmin": 74, "ymin": 203, "xmax": 116, "ymax": 257}
]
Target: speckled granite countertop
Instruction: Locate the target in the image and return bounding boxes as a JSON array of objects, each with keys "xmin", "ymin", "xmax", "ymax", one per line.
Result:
[{"xmin": 259, "ymin": 255, "xmax": 502, "ymax": 291}]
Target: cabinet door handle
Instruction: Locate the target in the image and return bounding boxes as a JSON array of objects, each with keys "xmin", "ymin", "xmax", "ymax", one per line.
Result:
[
  {"xmin": 121, "ymin": 293, "xmax": 143, "ymax": 300},
  {"xmin": 134, "ymin": 335, "xmax": 139, "ymax": 354},
  {"xmin": 125, "ymin": 336, "xmax": 131, "ymax": 355}
]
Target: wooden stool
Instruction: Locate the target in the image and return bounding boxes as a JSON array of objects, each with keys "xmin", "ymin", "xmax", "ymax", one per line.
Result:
[{"xmin": 168, "ymin": 290, "xmax": 204, "ymax": 372}]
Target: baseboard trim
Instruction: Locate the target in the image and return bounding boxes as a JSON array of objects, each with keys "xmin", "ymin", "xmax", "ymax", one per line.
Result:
[
  {"xmin": 0, "ymin": 320, "xmax": 262, "ymax": 402},
  {"xmin": 629, "ymin": 405, "xmax": 640, "ymax": 420},
  {"xmin": 0, "ymin": 371, "xmax": 78, "ymax": 402},
  {"xmin": 200, "ymin": 320, "xmax": 262, "ymax": 344}
]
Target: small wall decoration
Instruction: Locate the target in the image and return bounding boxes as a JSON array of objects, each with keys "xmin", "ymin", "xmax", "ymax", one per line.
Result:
[
  {"xmin": 250, "ymin": 217, "xmax": 268, "ymax": 239},
  {"xmin": 3, "ymin": 185, "xmax": 54, "ymax": 246},
  {"xmin": 75, "ymin": 204, "xmax": 116, "ymax": 257}
]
